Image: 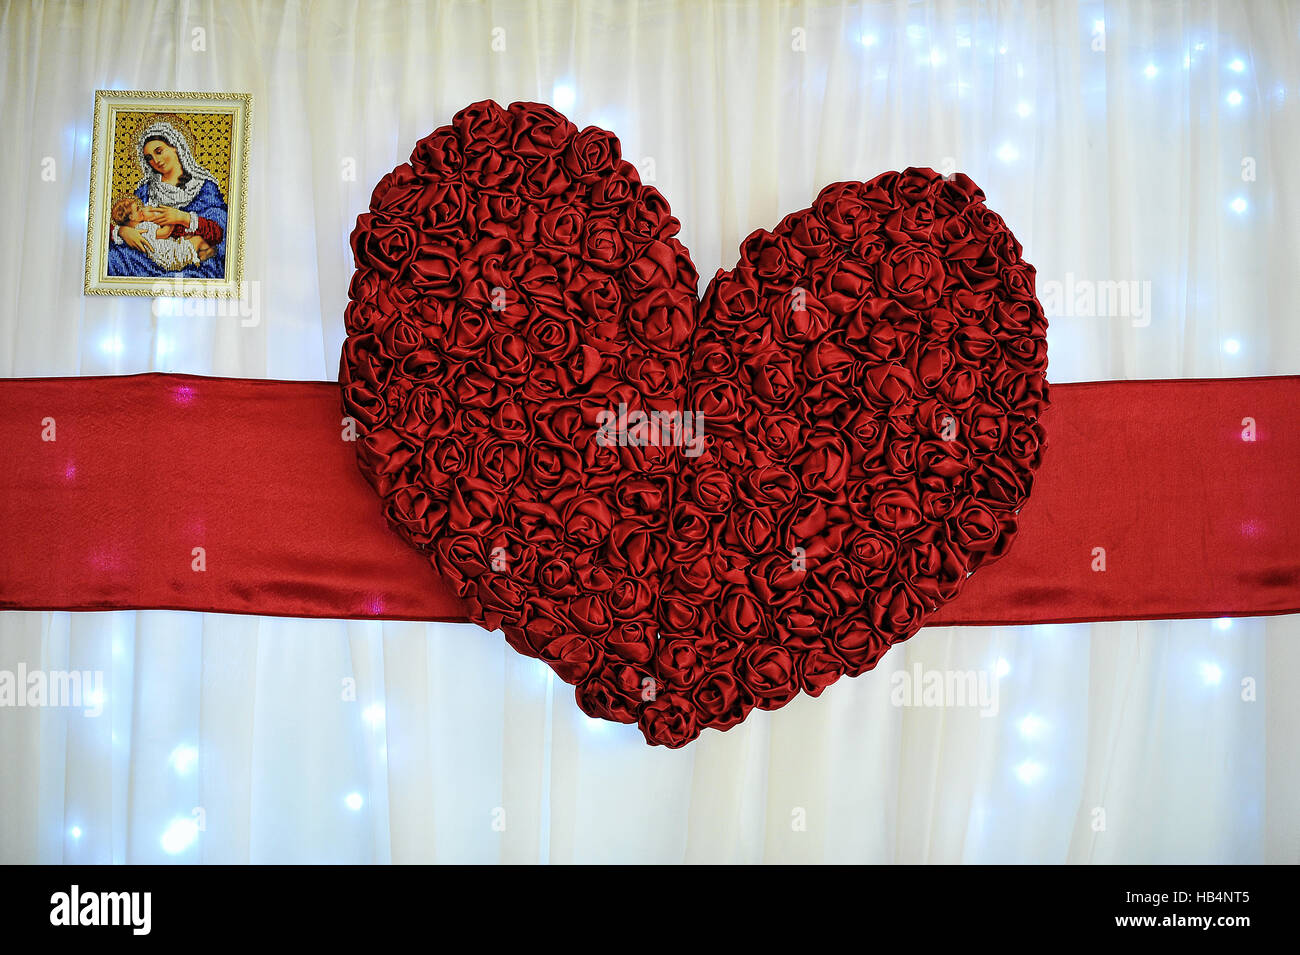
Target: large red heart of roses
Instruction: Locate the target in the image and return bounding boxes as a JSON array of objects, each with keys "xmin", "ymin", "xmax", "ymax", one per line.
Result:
[{"xmin": 340, "ymin": 100, "xmax": 1049, "ymax": 747}]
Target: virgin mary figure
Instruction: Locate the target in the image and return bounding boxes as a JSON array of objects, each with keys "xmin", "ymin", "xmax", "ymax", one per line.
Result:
[{"xmin": 106, "ymin": 117, "xmax": 229, "ymax": 278}]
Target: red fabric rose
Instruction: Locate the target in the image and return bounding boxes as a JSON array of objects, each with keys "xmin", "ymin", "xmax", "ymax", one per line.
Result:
[{"xmin": 876, "ymin": 243, "xmax": 945, "ymax": 310}]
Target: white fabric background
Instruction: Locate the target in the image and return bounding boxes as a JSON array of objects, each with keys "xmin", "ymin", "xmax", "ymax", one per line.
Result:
[{"xmin": 1, "ymin": 0, "xmax": 1297, "ymax": 863}]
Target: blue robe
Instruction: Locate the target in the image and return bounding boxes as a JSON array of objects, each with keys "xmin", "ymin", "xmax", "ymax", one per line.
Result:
[{"xmin": 106, "ymin": 178, "xmax": 228, "ymax": 279}]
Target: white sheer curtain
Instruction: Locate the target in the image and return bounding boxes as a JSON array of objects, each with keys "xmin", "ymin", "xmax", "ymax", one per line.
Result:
[{"xmin": 1, "ymin": 0, "xmax": 1296, "ymax": 863}]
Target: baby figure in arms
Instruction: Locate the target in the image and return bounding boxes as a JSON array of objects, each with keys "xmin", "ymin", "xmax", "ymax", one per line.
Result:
[{"xmin": 110, "ymin": 195, "xmax": 215, "ymax": 271}]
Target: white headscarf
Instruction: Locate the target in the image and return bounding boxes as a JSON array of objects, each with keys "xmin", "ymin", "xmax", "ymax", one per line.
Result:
[{"xmin": 134, "ymin": 120, "xmax": 215, "ymax": 209}]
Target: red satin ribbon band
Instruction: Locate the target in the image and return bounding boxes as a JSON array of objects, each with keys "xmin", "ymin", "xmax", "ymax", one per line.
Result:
[
  {"xmin": 1, "ymin": 372, "xmax": 1297, "ymax": 625},
  {"xmin": 928, "ymin": 376, "xmax": 1300, "ymax": 625},
  {"xmin": 0, "ymin": 374, "xmax": 466, "ymax": 621}
]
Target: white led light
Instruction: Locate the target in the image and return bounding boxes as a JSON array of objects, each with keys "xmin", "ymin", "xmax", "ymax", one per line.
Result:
[
  {"xmin": 551, "ymin": 83, "xmax": 575, "ymax": 111},
  {"xmin": 362, "ymin": 703, "xmax": 385, "ymax": 727},
  {"xmin": 1015, "ymin": 760, "xmax": 1044, "ymax": 784},
  {"xmin": 1214, "ymin": 618, "xmax": 1233, "ymax": 631},
  {"xmin": 1200, "ymin": 662, "xmax": 1223, "ymax": 685},
  {"xmin": 99, "ymin": 336, "xmax": 124, "ymax": 356},
  {"xmin": 169, "ymin": 744, "xmax": 198, "ymax": 775},
  {"xmin": 1016, "ymin": 101, "xmax": 1032, "ymax": 118},
  {"xmin": 995, "ymin": 658, "xmax": 1011, "ymax": 678},
  {"xmin": 1229, "ymin": 197, "xmax": 1247, "ymax": 214},
  {"xmin": 860, "ymin": 33, "xmax": 878, "ymax": 47},
  {"xmin": 345, "ymin": 792, "xmax": 364, "ymax": 811},
  {"xmin": 1228, "ymin": 58, "xmax": 1245, "ymax": 72},
  {"xmin": 1226, "ymin": 90, "xmax": 1243, "ymax": 106},
  {"xmin": 69, "ymin": 826, "xmax": 83, "ymax": 840},
  {"xmin": 160, "ymin": 818, "xmax": 199, "ymax": 854},
  {"xmin": 1144, "ymin": 63, "xmax": 1158, "ymax": 79},
  {"xmin": 1018, "ymin": 714, "xmax": 1046, "ymax": 739},
  {"xmin": 1222, "ymin": 338, "xmax": 1241, "ymax": 355},
  {"xmin": 996, "ymin": 143, "xmax": 1019, "ymax": 162},
  {"xmin": 67, "ymin": 199, "xmax": 89, "ymax": 229},
  {"xmin": 929, "ymin": 47, "xmax": 945, "ymax": 67}
]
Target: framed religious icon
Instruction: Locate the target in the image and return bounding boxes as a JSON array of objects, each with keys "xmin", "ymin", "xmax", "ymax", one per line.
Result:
[{"xmin": 84, "ymin": 90, "xmax": 251, "ymax": 297}]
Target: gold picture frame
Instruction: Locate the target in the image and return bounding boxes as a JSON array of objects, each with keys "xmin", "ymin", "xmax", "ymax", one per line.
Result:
[{"xmin": 84, "ymin": 90, "xmax": 251, "ymax": 297}]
